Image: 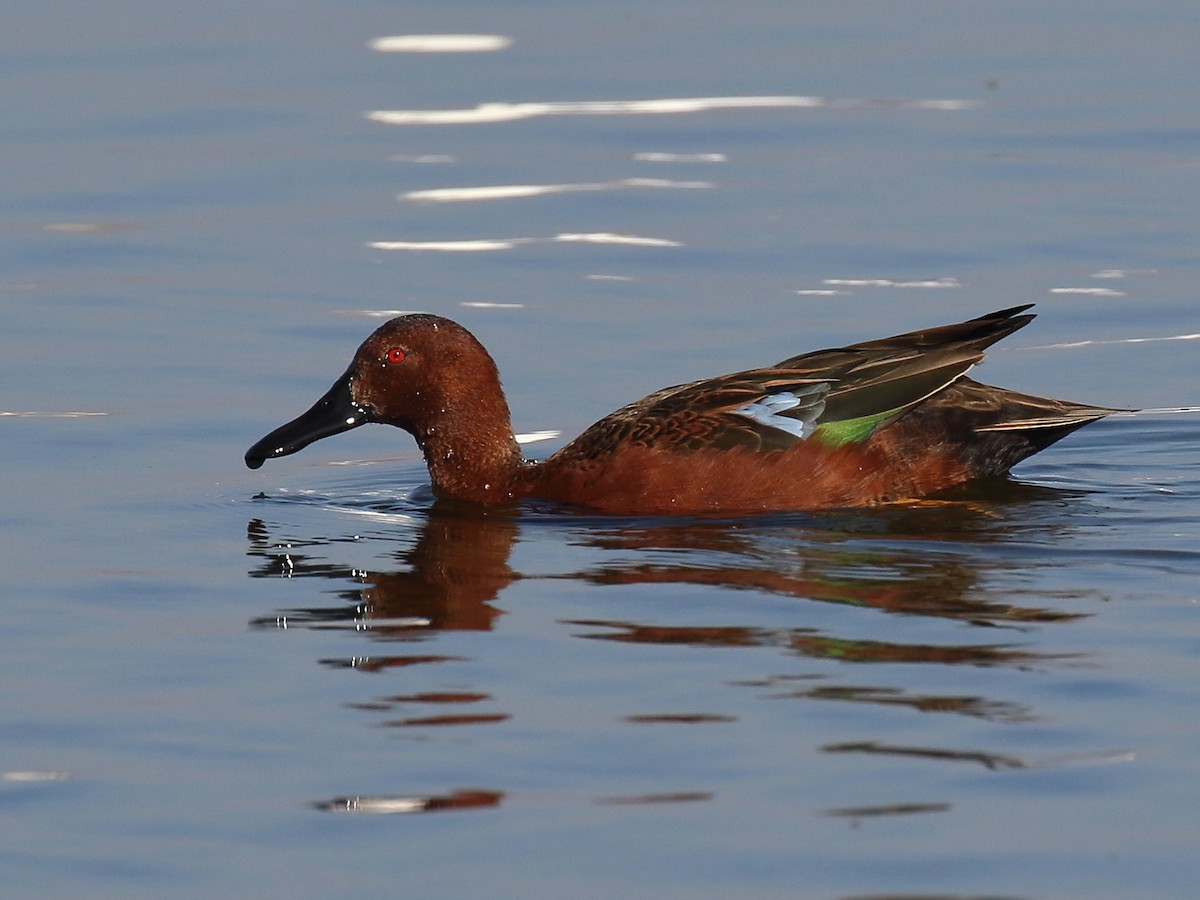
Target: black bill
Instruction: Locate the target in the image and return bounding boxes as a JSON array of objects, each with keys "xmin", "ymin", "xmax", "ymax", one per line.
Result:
[{"xmin": 245, "ymin": 368, "xmax": 371, "ymax": 469}]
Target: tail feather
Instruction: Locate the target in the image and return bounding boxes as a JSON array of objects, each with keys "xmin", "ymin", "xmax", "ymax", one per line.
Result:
[
  {"xmin": 895, "ymin": 377, "xmax": 1123, "ymax": 477},
  {"xmin": 975, "ymin": 412, "xmax": 1112, "ymax": 432}
]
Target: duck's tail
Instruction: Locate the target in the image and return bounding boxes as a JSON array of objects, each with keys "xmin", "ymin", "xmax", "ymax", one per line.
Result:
[{"xmin": 906, "ymin": 377, "xmax": 1124, "ymax": 476}]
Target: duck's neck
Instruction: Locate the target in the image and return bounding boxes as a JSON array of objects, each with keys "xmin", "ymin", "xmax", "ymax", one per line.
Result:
[{"xmin": 411, "ymin": 395, "xmax": 524, "ymax": 505}]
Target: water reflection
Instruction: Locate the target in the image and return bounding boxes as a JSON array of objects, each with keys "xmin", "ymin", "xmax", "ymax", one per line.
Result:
[
  {"xmin": 313, "ymin": 787, "xmax": 716, "ymax": 814},
  {"xmin": 823, "ymin": 741, "xmax": 1033, "ymax": 771},
  {"xmin": 821, "ymin": 801, "xmax": 951, "ymax": 821},
  {"xmin": 821, "ymin": 741, "xmax": 1134, "ymax": 771},
  {"xmin": 570, "ymin": 619, "xmax": 1061, "ymax": 663},
  {"xmin": 247, "ymin": 509, "xmax": 517, "ymax": 634},
  {"xmin": 315, "ymin": 789, "xmax": 504, "ymax": 815},
  {"xmin": 366, "ymin": 94, "xmax": 977, "ymax": 125},
  {"xmin": 247, "ymin": 486, "xmax": 1090, "ymax": 640},
  {"xmin": 596, "ymin": 791, "xmax": 713, "ymax": 806},
  {"xmin": 745, "ymin": 680, "xmax": 1036, "ymax": 724},
  {"xmin": 246, "ymin": 486, "xmax": 1106, "ymax": 808}
]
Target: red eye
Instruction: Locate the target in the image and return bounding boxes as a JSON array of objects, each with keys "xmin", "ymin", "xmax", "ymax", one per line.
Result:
[{"xmin": 386, "ymin": 347, "xmax": 407, "ymax": 364}]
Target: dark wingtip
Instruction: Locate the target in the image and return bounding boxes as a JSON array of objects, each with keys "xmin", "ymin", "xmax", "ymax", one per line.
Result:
[
  {"xmin": 976, "ymin": 303, "xmax": 1035, "ymax": 321},
  {"xmin": 244, "ymin": 451, "xmax": 265, "ymax": 470}
]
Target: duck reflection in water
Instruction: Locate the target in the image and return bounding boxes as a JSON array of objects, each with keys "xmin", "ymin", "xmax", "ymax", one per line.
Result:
[
  {"xmin": 247, "ymin": 485, "xmax": 1108, "ymax": 809},
  {"xmin": 246, "ymin": 485, "xmax": 1088, "ymax": 658}
]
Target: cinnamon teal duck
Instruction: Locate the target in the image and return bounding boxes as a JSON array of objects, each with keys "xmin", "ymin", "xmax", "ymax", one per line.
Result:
[{"xmin": 245, "ymin": 304, "xmax": 1116, "ymax": 514}]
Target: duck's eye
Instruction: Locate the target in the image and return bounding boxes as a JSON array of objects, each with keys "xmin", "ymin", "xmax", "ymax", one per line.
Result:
[{"xmin": 386, "ymin": 347, "xmax": 407, "ymax": 364}]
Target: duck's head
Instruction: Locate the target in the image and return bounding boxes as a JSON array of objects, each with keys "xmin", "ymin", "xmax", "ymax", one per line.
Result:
[{"xmin": 245, "ymin": 314, "xmax": 508, "ymax": 470}]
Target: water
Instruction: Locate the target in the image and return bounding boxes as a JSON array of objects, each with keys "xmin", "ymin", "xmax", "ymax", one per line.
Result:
[{"xmin": 3, "ymin": 2, "xmax": 1199, "ymax": 897}]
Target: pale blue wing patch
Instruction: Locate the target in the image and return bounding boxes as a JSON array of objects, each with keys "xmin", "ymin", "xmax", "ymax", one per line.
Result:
[{"xmin": 730, "ymin": 384, "xmax": 829, "ymax": 440}]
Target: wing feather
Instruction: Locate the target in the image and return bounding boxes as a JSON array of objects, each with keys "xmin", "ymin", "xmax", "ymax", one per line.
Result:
[{"xmin": 551, "ymin": 306, "xmax": 1040, "ymax": 459}]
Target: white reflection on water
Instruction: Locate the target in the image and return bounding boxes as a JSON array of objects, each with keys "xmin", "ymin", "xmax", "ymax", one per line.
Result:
[
  {"xmin": 1092, "ymin": 268, "xmax": 1157, "ymax": 278},
  {"xmin": 333, "ymin": 309, "xmax": 424, "ymax": 318},
  {"xmin": 369, "ymin": 95, "xmax": 823, "ymax": 125},
  {"xmin": 1024, "ymin": 333, "xmax": 1200, "ymax": 350},
  {"xmin": 369, "ymin": 239, "xmax": 518, "ymax": 252},
  {"xmin": 402, "ymin": 178, "xmax": 710, "ymax": 203},
  {"xmin": 516, "ymin": 430, "xmax": 560, "ymax": 444},
  {"xmin": 369, "ymin": 34, "xmax": 511, "ymax": 53},
  {"xmin": 369, "ymin": 232, "xmax": 682, "ymax": 252},
  {"xmin": 1050, "ymin": 287, "xmax": 1126, "ymax": 296},
  {"xmin": 368, "ymin": 95, "xmax": 978, "ymax": 125},
  {"xmin": 554, "ymin": 232, "xmax": 680, "ymax": 246},
  {"xmin": 0, "ymin": 411, "xmax": 107, "ymax": 418},
  {"xmin": 634, "ymin": 151, "xmax": 727, "ymax": 163},
  {"xmin": 822, "ymin": 277, "xmax": 962, "ymax": 289},
  {"xmin": 391, "ymin": 154, "xmax": 456, "ymax": 164}
]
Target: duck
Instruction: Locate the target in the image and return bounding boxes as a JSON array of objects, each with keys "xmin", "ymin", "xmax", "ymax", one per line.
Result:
[{"xmin": 245, "ymin": 304, "xmax": 1116, "ymax": 514}]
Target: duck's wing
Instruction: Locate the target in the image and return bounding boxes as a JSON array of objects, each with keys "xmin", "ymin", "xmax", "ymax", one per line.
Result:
[
  {"xmin": 774, "ymin": 304, "xmax": 1037, "ymax": 446},
  {"xmin": 580, "ymin": 371, "xmax": 836, "ymax": 454},
  {"xmin": 556, "ymin": 305, "xmax": 1038, "ymax": 457},
  {"xmin": 775, "ymin": 304, "xmax": 1035, "ymax": 370}
]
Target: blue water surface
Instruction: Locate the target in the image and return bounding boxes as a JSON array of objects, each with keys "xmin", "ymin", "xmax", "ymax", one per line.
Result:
[{"xmin": 2, "ymin": 2, "xmax": 1198, "ymax": 898}]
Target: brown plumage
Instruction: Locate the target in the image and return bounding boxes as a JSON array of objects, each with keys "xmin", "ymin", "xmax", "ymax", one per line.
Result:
[{"xmin": 245, "ymin": 305, "xmax": 1117, "ymax": 514}]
